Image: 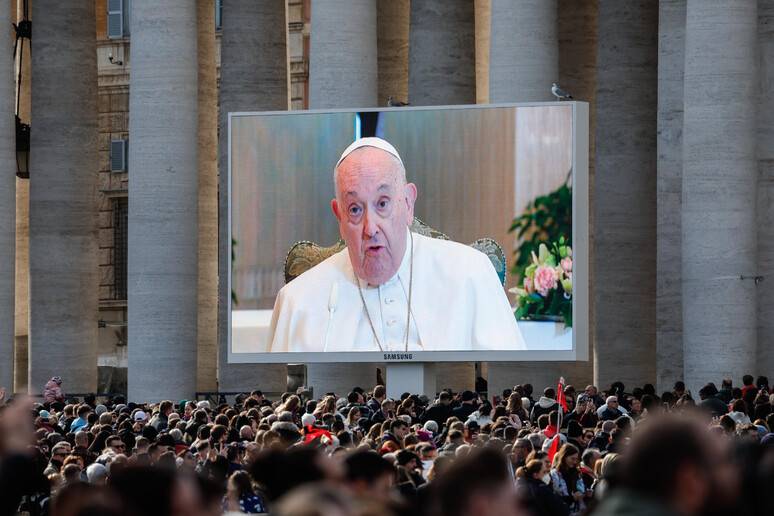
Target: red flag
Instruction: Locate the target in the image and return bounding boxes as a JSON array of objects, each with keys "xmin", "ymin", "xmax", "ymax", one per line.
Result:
[
  {"xmin": 547, "ymin": 434, "xmax": 561, "ymax": 463},
  {"xmin": 556, "ymin": 377, "xmax": 568, "ymax": 413},
  {"xmin": 303, "ymin": 425, "xmax": 332, "ymax": 445}
]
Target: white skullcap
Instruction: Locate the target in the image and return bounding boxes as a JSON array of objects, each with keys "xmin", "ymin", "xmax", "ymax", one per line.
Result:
[{"xmin": 335, "ymin": 137, "xmax": 404, "ymax": 170}]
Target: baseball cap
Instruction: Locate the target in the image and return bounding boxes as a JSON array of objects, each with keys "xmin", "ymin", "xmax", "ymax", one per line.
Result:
[{"xmin": 133, "ymin": 410, "xmax": 148, "ymax": 422}]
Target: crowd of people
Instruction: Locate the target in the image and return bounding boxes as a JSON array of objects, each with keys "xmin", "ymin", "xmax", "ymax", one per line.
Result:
[{"xmin": 2, "ymin": 374, "xmax": 774, "ymax": 516}]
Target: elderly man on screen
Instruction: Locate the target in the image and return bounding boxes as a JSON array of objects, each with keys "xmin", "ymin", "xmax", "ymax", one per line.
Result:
[{"xmin": 267, "ymin": 137, "xmax": 525, "ymax": 352}]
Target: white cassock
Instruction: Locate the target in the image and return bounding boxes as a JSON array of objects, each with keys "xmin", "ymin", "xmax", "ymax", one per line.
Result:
[{"xmin": 267, "ymin": 230, "xmax": 526, "ymax": 352}]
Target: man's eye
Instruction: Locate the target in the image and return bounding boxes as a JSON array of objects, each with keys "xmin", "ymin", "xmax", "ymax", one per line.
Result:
[
  {"xmin": 349, "ymin": 205, "xmax": 362, "ymax": 216},
  {"xmin": 378, "ymin": 199, "xmax": 389, "ymax": 209}
]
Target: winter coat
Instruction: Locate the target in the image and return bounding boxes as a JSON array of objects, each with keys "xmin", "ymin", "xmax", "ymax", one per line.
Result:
[{"xmin": 43, "ymin": 378, "xmax": 64, "ymax": 404}]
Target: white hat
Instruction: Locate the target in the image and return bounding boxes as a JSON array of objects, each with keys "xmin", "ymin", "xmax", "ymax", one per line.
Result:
[
  {"xmin": 133, "ymin": 410, "xmax": 147, "ymax": 422},
  {"xmin": 196, "ymin": 400, "xmax": 211, "ymax": 410},
  {"xmin": 301, "ymin": 413, "xmax": 316, "ymax": 427},
  {"xmin": 335, "ymin": 137, "xmax": 404, "ymax": 170}
]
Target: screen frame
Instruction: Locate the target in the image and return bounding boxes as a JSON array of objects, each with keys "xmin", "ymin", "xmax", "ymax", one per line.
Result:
[{"xmin": 227, "ymin": 101, "xmax": 589, "ymax": 364}]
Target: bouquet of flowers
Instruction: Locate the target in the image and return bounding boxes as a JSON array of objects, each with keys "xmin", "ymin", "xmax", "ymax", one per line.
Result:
[{"xmin": 509, "ymin": 237, "xmax": 573, "ymax": 327}]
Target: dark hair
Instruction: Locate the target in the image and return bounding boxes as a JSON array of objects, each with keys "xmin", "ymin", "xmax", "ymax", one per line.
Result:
[
  {"xmin": 673, "ymin": 381, "xmax": 685, "ymax": 392},
  {"xmin": 344, "ymin": 451, "xmax": 394, "ymax": 483},
  {"xmin": 229, "ymin": 470, "xmax": 255, "ymax": 498},
  {"xmin": 516, "ymin": 459, "xmax": 543, "ymax": 479},
  {"xmin": 619, "ymin": 417, "xmax": 712, "ymax": 501},
  {"xmin": 249, "ymin": 448, "xmax": 327, "ymax": 501},
  {"xmin": 699, "ymin": 384, "xmax": 718, "ymax": 398},
  {"xmin": 757, "ymin": 376, "xmax": 769, "ymax": 390},
  {"xmin": 743, "ymin": 375, "xmax": 754, "ymax": 386},
  {"xmin": 544, "ymin": 388, "xmax": 555, "ymax": 399},
  {"xmin": 431, "ymin": 448, "xmax": 512, "ymax": 516},
  {"xmin": 390, "ymin": 419, "xmax": 408, "ymax": 433},
  {"xmin": 373, "ymin": 385, "xmax": 386, "ymax": 399}
]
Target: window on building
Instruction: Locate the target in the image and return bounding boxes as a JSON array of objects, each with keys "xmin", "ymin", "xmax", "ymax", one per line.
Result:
[
  {"xmin": 110, "ymin": 138, "xmax": 128, "ymax": 172},
  {"xmin": 113, "ymin": 198, "xmax": 128, "ymax": 300},
  {"xmin": 107, "ymin": 0, "xmax": 131, "ymax": 39},
  {"xmin": 216, "ymin": 0, "xmax": 222, "ymax": 30}
]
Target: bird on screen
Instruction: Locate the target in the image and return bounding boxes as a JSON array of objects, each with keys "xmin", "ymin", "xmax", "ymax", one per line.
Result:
[{"xmin": 267, "ymin": 137, "xmax": 526, "ymax": 353}]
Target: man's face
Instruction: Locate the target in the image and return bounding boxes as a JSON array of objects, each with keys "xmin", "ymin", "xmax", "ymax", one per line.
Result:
[
  {"xmin": 512, "ymin": 445, "xmax": 529, "ymax": 463},
  {"xmin": 394, "ymin": 424, "xmax": 409, "ymax": 440},
  {"xmin": 332, "ymin": 147, "xmax": 417, "ymax": 286},
  {"xmin": 108, "ymin": 439, "xmax": 125, "ymax": 454},
  {"xmin": 607, "ymin": 397, "xmax": 618, "ymax": 410}
]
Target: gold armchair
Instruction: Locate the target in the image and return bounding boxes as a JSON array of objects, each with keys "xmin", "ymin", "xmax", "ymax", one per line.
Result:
[{"xmin": 284, "ymin": 218, "xmax": 507, "ymax": 286}]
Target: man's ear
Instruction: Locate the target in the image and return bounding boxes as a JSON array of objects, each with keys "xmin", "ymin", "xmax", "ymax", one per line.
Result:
[
  {"xmin": 404, "ymin": 182, "xmax": 418, "ymax": 222},
  {"xmin": 331, "ymin": 198, "xmax": 341, "ymax": 221}
]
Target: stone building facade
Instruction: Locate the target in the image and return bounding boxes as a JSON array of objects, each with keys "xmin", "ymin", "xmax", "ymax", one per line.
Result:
[{"xmin": 2, "ymin": 0, "xmax": 772, "ymax": 400}]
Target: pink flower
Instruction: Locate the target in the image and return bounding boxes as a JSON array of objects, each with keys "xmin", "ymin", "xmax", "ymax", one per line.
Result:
[
  {"xmin": 533, "ymin": 265, "xmax": 558, "ymax": 297},
  {"xmin": 561, "ymin": 257, "xmax": 572, "ymax": 273},
  {"xmin": 524, "ymin": 275, "xmax": 534, "ymax": 294}
]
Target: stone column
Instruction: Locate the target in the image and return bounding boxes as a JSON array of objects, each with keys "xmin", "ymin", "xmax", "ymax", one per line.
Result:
[
  {"xmin": 656, "ymin": 0, "xmax": 685, "ymax": 392},
  {"xmin": 0, "ymin": 0, "xmax": 13, "ymax": 391},
  {"xmin": 403, "ymin": 0, "xmax": 476, "ymax": 393},
  {"xmin": 29, "ymin": 2, "xmax": 98, "ymax": 394},
  {"xmin": 377, "ymin": 0, "xmax": 409, "ymax": 106},
  {"xmin": 488, "ymin": 0, "xmax": 597, "ymax": 399},
  {"xmin": 197, "ymin": 0, "xmax": 218, "ymax": 392},
  {"xmin": 306, "ymin": 0, "xmax": 381, "ymax": 396},
  {"xmin": 218, "ymin": 0, "xmax": 288, "ymax": 394},
  {"xmin": 310, "ymin": 0, "xmax": 377, "ymax": 108},
  {"xmin": 128, "ymin": 0, "xmax": 198, "ymax": 402},
  {"xmin": 683, "ymin": 0, "xmax": 758, "ymax": 393},
  {"xmin": 307, "ymin": 0, "xmax": 379, "ymax": 397},
  {"xmin": 489, "ymin": 0, "xmax": 557, "ymax": 102},
  {"xmin": 13, "ymin": 0, "xmax": 29, "ymax": 393},
  {"xmin": 408, "ymin": 0, "xmax": 475, "ymax": 105},
  {"xmin": 593, "ymin": 0, "xmax": 657, "ymax": 390},
  {"xmin": 757, "ymin": 0, "xmax": 774, "ymax": 376}
]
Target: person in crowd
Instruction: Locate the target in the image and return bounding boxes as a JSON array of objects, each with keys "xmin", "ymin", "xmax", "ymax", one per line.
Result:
[
  {"xmin": 70, "ymin": 404, "xmax": 92, "ymax": 433},
  {"xmin": 728, "ymin": 399, "xmax": 752, "ymax": 426},
  {"xmin": 511, "ymin": 438, "xmax": 533, "ymax": 471},
  {"xmin": 718, "ymin": 378, "xmax": 734, "ymax": 404},
  {"xmin": 451, "ymin": 391, "xmax": 479, "ymax": 421},
  {"xmin": 431, "ymin": 448, "xmax": 521, "ymax": 516},
  {"xmin": 593, "ymin": 416, "xmax": 735, "ymax": 516},
  {"xmin": 224, "ymin": 469, "xmax": 266, "ymax": 514},
  {"xmin": 598, "ymin": 396, "xmax": 624, "ymax": 421},
  {"xmin": 563, "ymin": 396, "xmax": 598, "ymax": 429},
  {"xmin": 517, "ymin": 459, "xmax": 570, "ymax": 516},
  {"xmin": 549, "ymin": 443, "xmax": 587, "ymax": 515},
  {"xmin": 43, "ymin": 376, "xmax": 65, "ymax": 405},
  {"xmin": 422, "ymin": 391, "xmax": 454, "ymax": 426},
  {"xmin": 344, "ymin": 450, "xmax": 395, "ymax": 505},
  {"xmin": 698, "ymin": 383, "xmax": 729, "ymax": 417},
  {"xmin": 531, "ymin": 388, "xmax": 559, "ymax": 421}
]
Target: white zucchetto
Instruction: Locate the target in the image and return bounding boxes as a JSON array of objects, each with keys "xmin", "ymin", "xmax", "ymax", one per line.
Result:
[{"xmin": 335, "ymin": 136, "xmax": 404, "ymax": 170}]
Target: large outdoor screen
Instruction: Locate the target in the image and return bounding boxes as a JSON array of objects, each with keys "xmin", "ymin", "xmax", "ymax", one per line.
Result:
[{"xmin": 228, "ymin": 103, "xmax": 588, "ymax": 363}]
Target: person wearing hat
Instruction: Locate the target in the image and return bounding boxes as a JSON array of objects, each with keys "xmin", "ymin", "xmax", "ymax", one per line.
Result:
[{"xmin": 268, "ymin": 137, "xmax": 526, "ymax": 352}]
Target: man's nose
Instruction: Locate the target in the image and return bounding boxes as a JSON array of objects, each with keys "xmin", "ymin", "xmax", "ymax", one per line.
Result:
[{"xmin": 362, "ymin": 210, "xmax": 379, "ymax": 238}]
